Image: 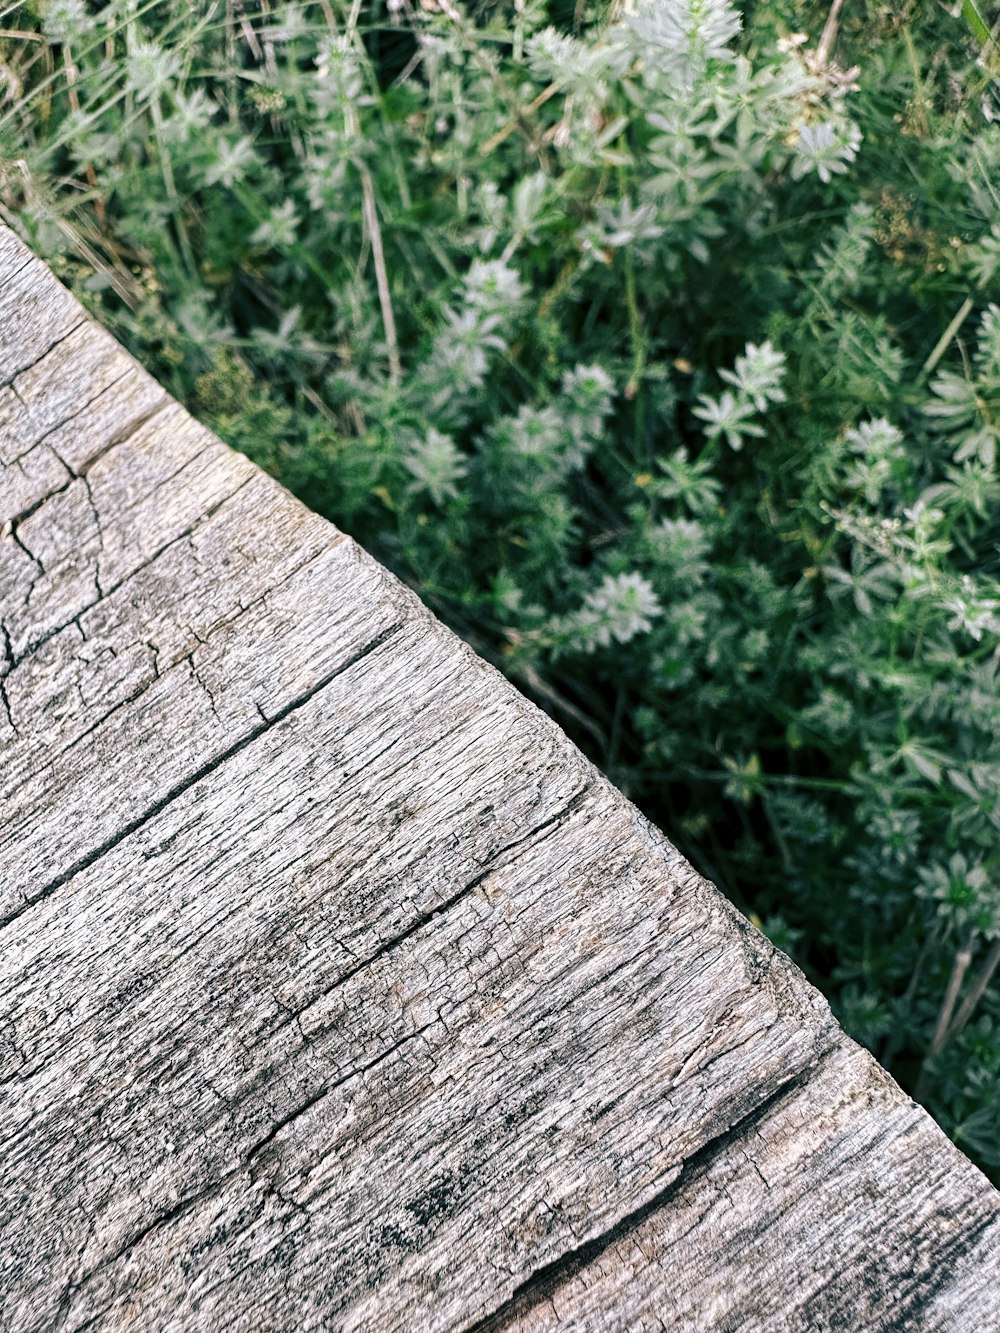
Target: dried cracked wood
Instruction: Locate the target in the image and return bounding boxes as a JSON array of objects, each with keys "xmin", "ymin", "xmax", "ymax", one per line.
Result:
[{"xmin": 1, "ymin": 226, "xmax": 998, "ymax": 1333}]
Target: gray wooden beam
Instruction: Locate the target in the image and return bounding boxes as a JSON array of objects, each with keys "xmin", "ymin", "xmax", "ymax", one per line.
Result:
[{"xmin": 2, "ymin": 225, "xmax": 998, "ymax": 1331}]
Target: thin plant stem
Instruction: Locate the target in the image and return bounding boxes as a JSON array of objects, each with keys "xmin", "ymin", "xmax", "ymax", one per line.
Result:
[
  {"xmin": 761, "ymin": 793, "xmax": 793, "ymax": 876},
  {"xmin": 946, "ymin": 937, "xmax": 1000, "ymax": 1041},
  {"xmin": 481, "ymin": 82, "xmax": 560, "ymax": 156},
  {"xmin": 900, "ymin": 22, "xmax": 930, "ymax": 138},
  {"xmin": 517, "ymin": 661, "xmax": 608, "ymax": 748},
  {"xmin": 149, "ymin": 96, "xmax": 198, "ymax": 280},
  {"xmin": 915, "ymin": 943, "xmax": 973, "ymax": 1101},
  {"xmin": 816, "ymin": 0, "xmax": 847, "ymax": 66},
  {"xmin": 62, "ymin": 43, "xmax": 106, "ymax": 228},
  {"xmin": 922, "ymin": 296, "xmax": 974, "ymax": 378},
  {"xmin": 343, "ymin": 7, "xmax": 402, "ymax": 387},
  {"xmin": 436, "ymin": 0, "xmax": 551, "ymax": 165},
  {"xmin": 605, "ymin": 683, "xmax": 627, "ymax": 770},
  {"xmin": 360, "ymin": 165, "xmax": 402, "ymax": 386},
  {"xmin": 624, "ymin": 245, "xmax": 645, "ymax": 400}
]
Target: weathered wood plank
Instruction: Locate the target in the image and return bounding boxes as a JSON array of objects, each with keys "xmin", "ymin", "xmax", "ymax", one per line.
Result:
[
  {"xmin": 1, "ymin": 404, "xmax": 256, "ymax": 662},
  {"xmin": 0, "ymin": 254, "xmax": 87, "ymax": 384},
  {"xmin": 2, "ymin": 225, "xmax": 999, "ymax": 1332},
  {"xmin": 482, "ymin": 1043, "xmax": 1000, "ymax": 1331},
  {"xmin": 2, "ymin": 675, "xmax": 837, "ymax": 1328},
  {"xmin": 1, "ymin": 474, "xmax": 332, "ymax": 791},
  {"xmin": 0, "ymin": 319, "xmax": 163, "ymax": 473},
  {"xmin": 0, "ymin": 529, "xmax": 405, "ymax": 927}
]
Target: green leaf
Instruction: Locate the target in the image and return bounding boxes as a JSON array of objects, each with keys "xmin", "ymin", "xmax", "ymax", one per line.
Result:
[{"xmin": 961, "ymin": 0, "xmax": 992, "ymax": 49}]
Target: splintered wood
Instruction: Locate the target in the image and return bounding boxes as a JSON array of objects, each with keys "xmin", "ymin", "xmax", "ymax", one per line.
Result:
[{"xmin": 2, "ymin": 226, "xmax": 999, "ymax": 1331}]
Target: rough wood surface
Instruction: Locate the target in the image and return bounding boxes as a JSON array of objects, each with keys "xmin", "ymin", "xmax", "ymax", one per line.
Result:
[{"xmin": 2, "ymin": 225, "xmax": 998, "ymax": 1332}]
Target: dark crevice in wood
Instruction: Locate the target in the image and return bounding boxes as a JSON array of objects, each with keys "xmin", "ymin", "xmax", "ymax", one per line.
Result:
[
  {"xmin": 49, "ymin": 1173, "xmax": 253, "ymax": 1330},
  {"xmin": 141, "ymin": 436, "xmax": 222, "ymax": 503},
  {"xmin": 0, "ymin": 619, "xmax": 407, "ymax": 935},
  {"xmin": 0, "ymin": 317, "xmax": 88, "ymax": 391},
  {"xmin": 0, "ymin": 251, "xmax": 34, "ymax": 293},
  {"xmin": 0, "ymin": 622, "xmax": 12, "ymax": 680},
  {"xmin": 244, "ymin": 1024, "xmax": 435, "ymax": 1171},
  {"xmin": 59, "ymin": 1024, "xmax": 440, "ymax": 1318},
  {"xmin": 6, "ymin": 473, "xmax": 256, "ymax": 673},
  {"xmin": 466, "ymin": 1056, "xmax": 834, "ymax": 1333},
  {"xmin": 2, "ymin": 394, "xmax": 169, "ymax": 563},
  {"xmin": 1, "ymin": 534, "xmax": 346, "ymax": 803},
  {"xmin": 4, "ymin": 365, "xmax": 138, "ymax": 470},
  {"xmin": 51, "ymin": 386, "xmax": 170, "ymax": 479},
  {"xmin": 9, "ymin": 520, "xmax": 46, "ymax": 580},
  {"xmin": 2, "ymin": 400, "xmax": 175, "ymax": 573},
  {"xmin": 25, "ymin": 655, "xmax": 164, "ymax": 774},
  {"xmin": 187, "ymin": 652, "xmax": 223, "ymax": 722},
  {"xmin": 281, "ymin": 780, "xmax": 596, "ymax": 1039},
  {"xmin": 4, "ymin": 474, "xmax": 75, "ymax": 533},
  {"xmin": 0, "ymin": 624, "xmax": 14, "ymax": 732}
]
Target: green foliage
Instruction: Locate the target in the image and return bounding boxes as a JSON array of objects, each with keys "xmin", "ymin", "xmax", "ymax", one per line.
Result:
[{"xmin": 4, "ymin": 0, "xmax": 1000, "ymax": 1173}]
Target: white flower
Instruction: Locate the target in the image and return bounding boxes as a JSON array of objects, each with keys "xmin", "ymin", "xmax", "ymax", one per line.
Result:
[
  {"xmin": 251, "ymin": 200, "xmax": 300, "ymax": 249},
  {"xmin": 719, "ymin": 340, "xmax": 786, "ymax": 411},
  {"xmin": 577, "ymin": 572, "xmax": 662, "ymax": 649},
  {"xmin": 402, "ymin": 428, "xmax": 467, "ymax": 506},
  {"xmin": 626, "ymin": 0, "xmax": 741, "ymax": 83},
  {"xmin": 791, "ymin": 120, "xmax": 862, "ymax": 184},
  {"xmin": 463, "ymin": 260, "xmax": 526, "ymax": 315},
  {"xmin": 201, "ymin": 135, "xmax": 258, "ymax": 189},
  {"xmin": 693, "ymin": 389, "xmax": 764, "ymax": 450}
]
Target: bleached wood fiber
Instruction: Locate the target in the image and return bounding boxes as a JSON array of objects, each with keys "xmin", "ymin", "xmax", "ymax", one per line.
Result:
[{"xmin": 2, "ymin": 226, "xmax": 998, "ymax": 1331}]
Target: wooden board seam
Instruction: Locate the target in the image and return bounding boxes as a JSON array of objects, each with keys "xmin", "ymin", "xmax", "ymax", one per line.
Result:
[
  {"xmin": 0, "ymin": 313, "xmax": 87, "ymax": 391},
  {"xmin": 0, "ymin": 617, "xmax": 407, "ymax": 934},
  {"xmin": 468, "ymin": 1053, "xmax": 836, "ymax": 1332},
  {"xmin": 4, "ymin": 468, "xmax": 252, "ymax": 673}
]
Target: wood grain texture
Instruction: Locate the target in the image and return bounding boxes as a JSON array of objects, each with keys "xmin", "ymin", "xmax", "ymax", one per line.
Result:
[
  {"xmin": 2, "ymin": 224, "xmax": 999, "ymax": 1332},
  {"xmin": 480, "ymin": 1043, "xmax": 1000, "ymax": 1331}
]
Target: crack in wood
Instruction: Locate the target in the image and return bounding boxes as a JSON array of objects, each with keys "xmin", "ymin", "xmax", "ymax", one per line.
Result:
[
  {"xmin": 244, "ymin": 1025, "xmax": 436, "ymax": 1172},
  {"xmin": 8, "ymin": 522, "xmax": 46, "ymax": 591},
  {"xmin": 280, "ymin": 781, "xmax": 596, "ymax": 1040},
  {"xmin": 0, "ymin": 251, "xmax": 34, "ymax": 292},
  {"xmin": 0, "ymin": 620, "xmax": 407, "ymax": 934},
  {"xmin": 5, "ymin": 472, "xmax": 256, "ymax": 672},
  {"xmin": 3, "ymin": 365, "xmax": 138, "ymax": 471},
  {"xmin": 465, "ymin": 1060, "xmax": 831, "ymax": 1333},
  {"xmin": 0, "ymin": 316, "xmax": 88, "ymax": 391},
  {"xmin": 2, "ymin": 474, "xmax": 75, "ymax": 532},
  {"xmin": 51, "ymin": 382, "xmax": 167, "ymax": 477}
]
